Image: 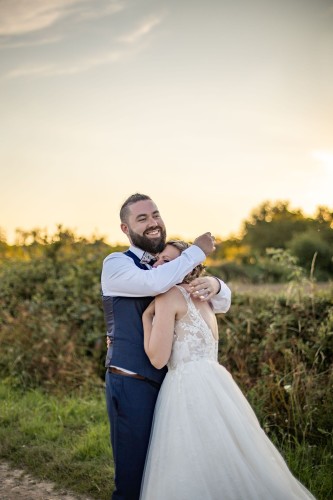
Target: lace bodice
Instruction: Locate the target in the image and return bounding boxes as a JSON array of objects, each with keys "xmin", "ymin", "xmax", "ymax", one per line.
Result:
[{"xmin": 167, "ymin": 286, "xmax": 218, "ymax": 370}]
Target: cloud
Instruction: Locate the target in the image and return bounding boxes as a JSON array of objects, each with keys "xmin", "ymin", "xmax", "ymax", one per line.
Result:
[
  {"xmin": 3, "ymin": 49, "xmax": 123, "ymax": 78},
  {"xmin": 0, "ymin": 0, "xmax": 86, "ymax": 36},
  {"xmin": 0, "ymin": 35, "xmax": 63, "ymax": 49},
  {"xmin": 77, "ymin": 1, "xmax": 124, "ymax": 21},
  {"xmin": 0, "ymin": 0, "xmax": 126, "ymax": 37},
  {"xmin": 118, "ymin": 15, "xmax": 162, "ymax": 44},
  {"xmin": 0, "ymin": 3, "xmax": 163, "ymax": 78}
]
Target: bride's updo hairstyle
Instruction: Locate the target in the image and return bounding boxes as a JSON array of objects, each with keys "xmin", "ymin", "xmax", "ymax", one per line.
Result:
[{"xmin": 166, "ymin": 240, "xmax": 206, "ymax": 284}]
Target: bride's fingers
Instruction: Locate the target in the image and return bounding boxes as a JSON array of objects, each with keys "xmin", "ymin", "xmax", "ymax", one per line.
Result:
[
  {"xmin": 196, "ymin": 290, "xmax": 215, "ymax": 301},
  {"xmin": 190, "ymin": 277, "xmax": 220, "ymax": 297},
  {"xmin": 190, "ymin": 286, "xmax": 212, "ymax": 300},
  {"xmin": 189, "ymin": 278, "xmax": 208, "ymax": 291},
  {"xmin": 190, "ymin": 285, "xmax": 207, "ymax": 294}
]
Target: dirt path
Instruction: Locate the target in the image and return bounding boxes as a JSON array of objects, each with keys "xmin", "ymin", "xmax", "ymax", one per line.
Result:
[{"xmin": 0, "ymin": 462, "xmax": 95, "ymax": 500}]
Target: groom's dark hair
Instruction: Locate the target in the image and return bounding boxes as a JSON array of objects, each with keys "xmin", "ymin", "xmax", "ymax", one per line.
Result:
[{"xmin": 120, "ymin": 193, "xmax": 152, "ymax": 223}]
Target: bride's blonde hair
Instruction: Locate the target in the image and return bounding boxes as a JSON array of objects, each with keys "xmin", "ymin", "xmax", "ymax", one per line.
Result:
[{"xmin": 166, "ymin": 240, "xmax": 206, "ymax": 283}]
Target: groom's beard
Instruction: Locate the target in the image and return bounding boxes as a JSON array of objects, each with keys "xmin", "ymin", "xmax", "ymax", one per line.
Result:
[{"xmin": 129, "ymin": 226, "xmax": 166, "ymax": 254}]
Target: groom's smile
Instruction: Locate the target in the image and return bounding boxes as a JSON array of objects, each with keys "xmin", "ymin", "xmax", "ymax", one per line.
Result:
[{"xmin": 145, "ymin": 228, "xmax": 161, "ymax": 238}]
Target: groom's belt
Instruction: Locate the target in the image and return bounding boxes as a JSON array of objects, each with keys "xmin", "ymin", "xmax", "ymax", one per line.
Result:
[
  {"xmin": 108, "ymin": 367, "xmax": 162, "ymax": 389},
  {"xmin": 108, "ymin": 367, "xmax": 146, "ymax": 380}
]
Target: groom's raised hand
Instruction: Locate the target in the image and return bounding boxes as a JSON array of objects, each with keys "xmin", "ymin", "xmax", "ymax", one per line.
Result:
[{"xmin": 193, "ymin": 232, "xmax": 216, "ymax": 256}]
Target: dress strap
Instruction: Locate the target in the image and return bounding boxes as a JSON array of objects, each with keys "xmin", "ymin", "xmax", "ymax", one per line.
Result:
[
  {"xmin": 175, "ymin": 285, "xmax": 190, "ymax": 300},
  {"xmin": 175, "ymin": 285, "xmax": 196, "ymax": 315}
]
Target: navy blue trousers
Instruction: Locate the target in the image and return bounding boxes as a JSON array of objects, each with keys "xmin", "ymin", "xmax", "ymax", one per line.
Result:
[{"xmin": 105, "ymin": 370, "xmax": 160, "ymax": 500}]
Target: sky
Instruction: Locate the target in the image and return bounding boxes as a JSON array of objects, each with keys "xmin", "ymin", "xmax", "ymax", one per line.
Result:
[{"xmin": 1, "ymin": 0, "xmax": 333, "ymax": 245}]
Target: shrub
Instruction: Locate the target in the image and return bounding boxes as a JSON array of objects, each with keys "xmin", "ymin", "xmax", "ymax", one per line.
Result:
[
  {"xmin": 218, "ymin": 290, "xmax": 333, "ymax": 444},
  {"xmin": 0, "ymin": 240, "xmax": 109, "ymax": 391}
]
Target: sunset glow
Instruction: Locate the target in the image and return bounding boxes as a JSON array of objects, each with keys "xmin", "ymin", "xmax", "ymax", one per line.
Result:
[{"xmin": 1, "ymin": 0, "xmax": 332, "ymax": 245}]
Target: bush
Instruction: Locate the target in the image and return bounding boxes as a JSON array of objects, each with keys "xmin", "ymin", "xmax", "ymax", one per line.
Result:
[
  {"xmin": 218, "ymin": 290, "xmax": 333, "ymax": 444},
  {"xmin": 0, "ymin": 238, "xmax": 110, "ymax": 391},
  {"xmin": 288, "ymin": 230, "xmax": 333, "ymax": 280}
]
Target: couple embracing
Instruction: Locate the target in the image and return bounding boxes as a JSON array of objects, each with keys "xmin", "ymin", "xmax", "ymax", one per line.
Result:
[{"xmin": 101, "ymin": 193, "xmax": 315, "ymax": 500}]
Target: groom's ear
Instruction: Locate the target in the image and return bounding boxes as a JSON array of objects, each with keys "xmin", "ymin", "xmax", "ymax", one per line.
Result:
[{"xmin": 121, "ymin": 223, "xmax": 129, "ymax": 236}]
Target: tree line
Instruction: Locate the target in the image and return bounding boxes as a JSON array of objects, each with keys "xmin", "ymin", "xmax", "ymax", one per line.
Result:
[
  {"xmin": 210, "ymin": 201, "xmax": 333, "ymax": 282},
  {"xmin": 1, "ymin": 200, "xmax": 332, "ymax": 282}
]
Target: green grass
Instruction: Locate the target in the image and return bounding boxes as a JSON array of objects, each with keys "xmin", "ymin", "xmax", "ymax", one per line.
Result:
[
  {"xmin": 270, "ymin": 433, "xmax": 333, "ymax": 499},
  {"xmin": 0, "ymin": 381, "xmax": 114, "ymax": 499},
  {"xmin": 0, "ymin": 381, "xmax": 331, "ymax": 499}
]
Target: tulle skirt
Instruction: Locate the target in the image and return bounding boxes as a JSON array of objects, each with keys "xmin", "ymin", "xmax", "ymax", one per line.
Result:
[{"xmin": 140, "ymin": 359, "xmax": 315, "ymax": 500}]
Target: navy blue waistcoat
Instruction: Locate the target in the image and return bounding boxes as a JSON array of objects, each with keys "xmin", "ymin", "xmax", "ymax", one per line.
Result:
[{"xmin": 102, "ymin": 250, "xmax": 167, "ymax": 384}]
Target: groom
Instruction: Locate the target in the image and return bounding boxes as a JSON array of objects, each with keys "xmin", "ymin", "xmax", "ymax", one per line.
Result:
[{"xmin": 101, "ymin": 193, "xmax": 231, "ymax": 499}]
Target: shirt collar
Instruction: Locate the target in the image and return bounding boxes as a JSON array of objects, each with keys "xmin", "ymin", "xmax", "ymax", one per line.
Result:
[
  {"xmin": 128, "ymin": 246, "xmax": 146, "ymax": 259},
  {"xmin": 129, "ymin": 246, "xmax": 157, "ymax": 266}
]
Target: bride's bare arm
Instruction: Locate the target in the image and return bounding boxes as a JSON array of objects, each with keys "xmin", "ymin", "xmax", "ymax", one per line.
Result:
[
  {"xmin": 143, "ymin": 290, "xmax": 177, "ymax": 369},
  {"xmin": 143, "ymin": 300, "xmax": 156, "ymax": 356}
]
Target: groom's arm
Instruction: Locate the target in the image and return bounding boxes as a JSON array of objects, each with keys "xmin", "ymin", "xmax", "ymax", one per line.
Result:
[{"xmin": 101, "ymin": 245, "xmax": 206, "ymax": 297}]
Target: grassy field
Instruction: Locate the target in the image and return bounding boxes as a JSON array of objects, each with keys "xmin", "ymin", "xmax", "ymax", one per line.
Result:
[
  {"xmin": 0, "ymin": 381, "xmax": 114, "ymax": 499},
  {"xmin": 0, "ymin": 380, "xmax": 332, "ymax": 499}
]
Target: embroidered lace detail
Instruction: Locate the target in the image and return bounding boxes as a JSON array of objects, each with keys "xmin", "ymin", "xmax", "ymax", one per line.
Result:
[{"xmin": 167, "ymin": 286, "xmax": 218, "ymax": 371}]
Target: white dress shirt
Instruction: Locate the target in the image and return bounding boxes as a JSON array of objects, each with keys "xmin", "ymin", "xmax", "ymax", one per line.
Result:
[{"xmin": 101, "ymin": 245, "xmax": 231, "ymax": 313}]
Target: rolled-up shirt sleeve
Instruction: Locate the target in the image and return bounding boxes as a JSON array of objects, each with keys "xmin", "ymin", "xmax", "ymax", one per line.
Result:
[{"xmin": 210, "ymin": 280, "xmax": 231, "ymax": 313}]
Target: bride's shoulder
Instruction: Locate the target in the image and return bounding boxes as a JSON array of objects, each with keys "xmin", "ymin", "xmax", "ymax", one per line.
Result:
[
  {"xmin": 156, "ymin": 285, "xmax": 188, "ymax": 307},
  {"xmin": 162, "ymin": 285, "xmax": 185, "ymax": 299}
]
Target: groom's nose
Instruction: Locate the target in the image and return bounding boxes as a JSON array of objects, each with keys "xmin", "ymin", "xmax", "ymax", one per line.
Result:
[{"xmin": 147, "ymin": 216, "xmax": 158, "ymax": 226}]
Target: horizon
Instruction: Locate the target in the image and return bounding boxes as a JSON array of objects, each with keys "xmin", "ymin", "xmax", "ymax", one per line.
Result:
[{"xmin": 2, "ymin": 197, "xmax": 331, "ymax": 246}]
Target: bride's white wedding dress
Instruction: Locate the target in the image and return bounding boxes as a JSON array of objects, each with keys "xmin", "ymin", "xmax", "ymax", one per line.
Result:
[{"xmin": 140, "ymin": 286, "xmax": 315, "ymax": 500}]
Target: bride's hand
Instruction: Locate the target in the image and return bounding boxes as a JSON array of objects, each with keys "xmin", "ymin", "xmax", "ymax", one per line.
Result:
[{"xmin": 189, "ymin": 276, "xmax": 221, "ymax": 301}]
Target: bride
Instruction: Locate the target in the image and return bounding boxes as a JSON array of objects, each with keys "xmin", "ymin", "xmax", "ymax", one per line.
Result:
[{"xmin": 140, "ymin": 240, "xmax": 315, "ymax": 500}]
